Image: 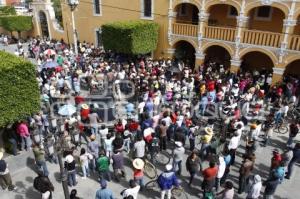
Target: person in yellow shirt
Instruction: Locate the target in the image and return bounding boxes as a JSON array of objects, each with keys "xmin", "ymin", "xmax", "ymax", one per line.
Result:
[{"xmin": 200, "ymin": 127, "xmax": 214, "ymax": 159}]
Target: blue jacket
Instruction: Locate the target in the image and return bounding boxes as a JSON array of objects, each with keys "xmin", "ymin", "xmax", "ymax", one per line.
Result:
[{"xmin": 157, "ymin": 171, "xmax": 179, "ymax": 190}]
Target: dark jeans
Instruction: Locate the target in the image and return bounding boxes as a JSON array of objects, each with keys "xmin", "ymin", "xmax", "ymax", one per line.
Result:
[
  {"xmin": 189, "ymin": 138, "xmax": 195, "ymax": 151},
  {"xmin": 67, "ymin": 170, "xmax": 77, "ymax": 186},
  {"xmin": 188, "ymin": 171, "xmax": 196, "ymax": 185},
  {"xmin": 113, "ymin": 168, "xmax": 125, "ymax": 182},
  {"xmin": 215, "ymin": 177, "xmax": 221, "ymax": 191},
  {"xmin": 229, "ymin": 149, "xmax": 237, "ymax": 165},
  {"xmin": 8, "ymin": 138, "xmax": 18, "ymax": 155},
  {"xmin": 220, "ymin": 166, "xmax": 230, "ymax": 185},
  {"xmin": 0, "ymin": 173, "xmax": 15, "ymax": 190},
  {"xmin": 238, "ymin": 175, "xmax": 249, "ymax": 194},
  {"xmin": 99, "ymin": 170, "xmax": 111, "ymax": 181},
  {"xmin": 286, "ymin": 158, "xmax": 299, "ymax": 178},
  {"xmin": 160, "ymin": 136, "xmax": 167, "ymax": 150}
]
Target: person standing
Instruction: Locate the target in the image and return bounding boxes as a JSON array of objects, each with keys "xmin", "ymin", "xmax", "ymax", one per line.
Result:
[
  {"xmin": 96, "ymin": 150, "xmax": 111, "ymax": 181},
  {"xmin": 16, "ymin": 121, "xmax": 31, "ymax": 151},
  {"xmin": 121, "ymin": 179, "xmax": 140, "ymax": 199},
  {"xmin": 111, "ymin": 150, "xmax": 125, "ymax": 182},
  {"xmin": 133, "ymin": 135, "xmax": 146, "ymax": 159},
  {"xmin": 285, "ymin": 143, "xmax": 300, "ymax": 179},
  {"xmin": 64, "ymin": 154, "xmax": 77, "ymax": 187},
  {"xmin": 217, "ymin": 181, "xmax": 234, "ymax": 199},
  {"xmin": 88, "ymin": 110, "xmax": 100, "ymax": 135},
  {"xmin": 185, "ymin": 151, "xmax": 200, "ymax": 186},
  {"xmin": 33, "ymin": 171, "xmax": 54, "ymax": 199},
  {"xmin": 263, "ymin": 176, "xmax": 280, "ymax": 199},
  {"xmin": 32, "ymin": 144, "xmax": 49, "ymax": 177},
  {"xmin": 0, "ymin": 152, "xmax": 16, "ymax": 191},
  {"xmin": 95, "ymin": 179, "xmax": 114, "ymax": 199},
  {"xmin": 79, "ymin": 148, "xmax": 91, "ymax": 179},
  {"xmin": 87, "ymin": 134, "xmax": 99, "ymax": 172},
  {"xmin": 216, "ymin": 155, "xmax": 226, "ymax": 192},
  {"xmin": 246, "ymin": 174, "xmax": 262, "ymax": 199},
  {"xmin": 238, "ymin": 155, "xmax": 254, "ymax": 194},
  {"xmin": 172, "ymin": 141, "xmax": 185, "ymax": 176},
  {"xmin": 286, "ymin": 122, "xmax": 299, "ymax": 147},
  {"xmin": 132, "ymin": 158, "xmax": 145, "ymax": 190},
  {"xmin": 228, "ymin": 132, "xmax": 240, "ymax": 165},
  {"xmin": 158, "ymin": 120, "xmax": 168, "ymax": 151},
  {"xmin": 157, "ymin": 164, "xmax": 179, "ymax": 199},
  {"xmin": 202, "ymin": 160, "xmax": 218, "ymax": 197}
]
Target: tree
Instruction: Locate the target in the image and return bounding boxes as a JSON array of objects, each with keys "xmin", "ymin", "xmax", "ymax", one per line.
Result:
[
  {"xmin": 51, "ymin": 0, "xmax": 63, "ymax": 27},
  {"xmin": 0, "ymin": 51, "xmax": 40, "ymax": 128},
  {"xmin": 1, "ymin": 16, "xmax": 33, "ymax": 38},
  {"xmin": 0, "ymin": 6, "xmax": 16, "ymax": 16},
  {"xmin": 102, "ymin": 20, "xmax": 159, "ymax": 55}
]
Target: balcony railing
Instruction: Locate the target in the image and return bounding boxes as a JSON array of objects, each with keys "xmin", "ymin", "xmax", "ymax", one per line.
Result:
[
  {"xmin": 172, "ymin": 23, "xmax": 197, "ymax": 37},
  {"xmin": 242, "ymin": 30, "xmax": 283, "ymax": 48},
  {"xmin": 289, "ymin": 35, "xmax": 300, "ymax": 51},
  {"xmin": 204, "ymin": 26, "xmax": 236, "ymax": 42}
]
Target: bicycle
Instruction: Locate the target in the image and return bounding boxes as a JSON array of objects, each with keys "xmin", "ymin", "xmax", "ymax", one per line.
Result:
[
  {"xmin": 144, "ymin": 159, "xmax": 157, "ymax": 179},
  {"xmin": 146, "ymin": 150, "xmax": 171, "ymax": 166},
  {"xmin": 145, "ymin": 179, "xmax": 188, "ymax": 199},
  {"xmin": 273, "ymin": 118, "xmax": 289, "ymax": 134}
]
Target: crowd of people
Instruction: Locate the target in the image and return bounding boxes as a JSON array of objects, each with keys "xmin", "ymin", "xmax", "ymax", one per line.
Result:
[{"xmin": 0, "ymin": 36, "xmax": 300, "ymax": 199}]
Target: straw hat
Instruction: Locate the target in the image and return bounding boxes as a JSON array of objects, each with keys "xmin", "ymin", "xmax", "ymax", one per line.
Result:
[
  {"xmin": 133, "ymin": 158, "xmax": 144, "ymax": 170},
  {"xmin": 65, "ymin": 155, "xmax": 74, "ymax": 163},
  {"xmin": 81, "ymin": 104, "xmax": 89, "ymax": 110},
  {"xmin": 0, "ymin": 152, "xmax": 3, "ymax": 160},
  {"xmin": 204, "ymin": 127, "xmax": 213, "ymax": 135}
]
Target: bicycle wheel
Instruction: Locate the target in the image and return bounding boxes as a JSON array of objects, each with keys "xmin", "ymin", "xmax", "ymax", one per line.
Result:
[
  {"xmin": 171, "ymin": 187, "xmax": 188, "ymax": 199},
  {"xmin": 278, "ymin": 125, "xmax": 288, "ymax": 134},
  {"xmin": 155, "ymin": 151, "xmax": 171, "ymax": 166},
  {"xmin": 144, "ymin": 161, "xmax": 157, "ymax": 179},
  {"xmin": 145, "ymin": 180, "xmax": 160, "ymax": 192}
]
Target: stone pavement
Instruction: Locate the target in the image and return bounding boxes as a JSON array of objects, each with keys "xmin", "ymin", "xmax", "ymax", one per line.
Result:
[
  {"xmin": 0, "ymin": 129, "xmax": 299, "ymax": 199},
  {"xmin": 0, "ymin": 43, "xmax": 299, "ymax": 198}
]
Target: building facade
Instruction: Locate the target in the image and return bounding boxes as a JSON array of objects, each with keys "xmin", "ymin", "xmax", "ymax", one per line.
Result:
[{"xmin": 31, "ymin": 0, "xmax": 300, "ymax": 83}]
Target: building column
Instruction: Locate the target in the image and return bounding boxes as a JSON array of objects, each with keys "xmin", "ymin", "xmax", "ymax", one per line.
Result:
[
  {"xmin": 167, "ymin": 0, "xmax": 174, "ymax": 46},
  {"xmin": 272, "ymin": 67, "xmax": 284, "ymax": 84},
  {"xmin": 230, "ymin": 58, "xmax": 241, "ymax": 73},
  {"xmin": 197, "ymin": 0, "xmax": 209, "ymax": 50},
  {"xmin": 165, "ymin": 48, "xmax": 175, "ymax": 58},
  {"xmin": 278, "ymin": 1, "xmax": 297, "ymax": 63},
  {"xmin": 195, "ymin": 51, "xmax": 205, "ymax": 71}
]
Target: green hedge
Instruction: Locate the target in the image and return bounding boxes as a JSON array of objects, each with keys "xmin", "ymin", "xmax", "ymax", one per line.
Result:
[
  {"xmin": 0, "ymin": 51, "xmax": 40, "ymax": 127},
  {"xmin": 102, "ymin": 20, "xmax": 159, "ymax": 55},
  {"xmin": 0, "ymin": 6, "xmax": 16, "ymax": 16},
  {"xmin": 1, "ymin": 16, "xmax": 32, "ymax": 36}
]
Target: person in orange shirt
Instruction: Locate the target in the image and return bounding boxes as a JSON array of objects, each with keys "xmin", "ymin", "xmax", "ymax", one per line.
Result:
[{"xmin": 202, "ymin": 161, "xmax": 218, "ymax": 197}]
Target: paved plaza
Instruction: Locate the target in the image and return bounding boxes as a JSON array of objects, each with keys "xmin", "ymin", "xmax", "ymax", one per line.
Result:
[{"xmin": 0, "ymin": 43, "xmax": 299, "ymax": 199}]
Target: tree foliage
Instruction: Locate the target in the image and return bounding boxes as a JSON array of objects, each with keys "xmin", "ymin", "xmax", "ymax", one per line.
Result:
[
  {"xmin": 102, "ymin": 20, "xmax": 159, "ymax": 55},
  {"xmin": 0, "ymin": 51, "xmax": 40, "ymax": 127},
  {"xmin": 51, "ymin": 0, "xmax": 63, "ymax": 27},
  {"xmin": 1, "ymin": 16, "xmax": 33, "ymax": 33},
  {"xmin": 0, "ymin": 6, "xmax": 16, "ymax": 16}
]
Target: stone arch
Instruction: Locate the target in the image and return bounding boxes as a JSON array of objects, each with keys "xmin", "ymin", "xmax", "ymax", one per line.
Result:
[
  {"xmin": 173, "ymin": 40, "xmax": 196, "ymax": 68},
  {"xmin": 284, "ymin": 59, "xmax": 300, "ymax": 77},
  {"xmin": 171, "ymin": 38, "xmax": 198, "ymax": 50},
  {"xmin": 38, "ymin": 10, "xmax": 50, "ymax": 38},
  {"xmin": 173, "ymin": 0, "xmax": 200, "ymax": 10},
  {"xmin": 202, "ymin": 42, "xmax": 234, "ymax": 57},
  {"xmin": 239, "ymin": 47, "xmax": 278, "ymax": 65},
  {"xmin": 294, "ymin": 8, "xmax": 300, "ymax": 20},
  {"xmin": 244, "ymin": 1, "xmax": 289, "ymax": 17},
  {"xmin": 283, "ymin": 55, "xmax": 300, "ymax": 67},
  {"xmin": 205, "ymin": 0, "xmax": 241, "ymax": 15}
]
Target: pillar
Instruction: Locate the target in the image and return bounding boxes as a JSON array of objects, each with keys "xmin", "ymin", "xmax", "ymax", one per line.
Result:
[
  {"xmin": 165, "ymin": 48, "xmax": 175, "ymax": 59},
  {"xmin": 230, "ymin": 59, "xmax": 241, "ymax": 73},
  {"xmin": 272, "ymin": 67, "xmax": 284, "ymax": 84},
  {"xmin": 197, "ymin": 0, "xmax": 209, "ymax": 50},
  {"xmin": 167, "ymin": 0, "xmax": 174, "ymax": 45},
  {"xmin": 195, "ymin": 51, "xmax": 205, "ymax": 72}
]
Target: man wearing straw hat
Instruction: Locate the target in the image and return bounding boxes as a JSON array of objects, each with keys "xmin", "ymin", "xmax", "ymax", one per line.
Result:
[
  {"xmin": 0, "ymin": 152, "xmax": 16, "ymax": 191},
  {"xmin": 132, "ymin": 158, "xmax": 145, "ymax": 190}
]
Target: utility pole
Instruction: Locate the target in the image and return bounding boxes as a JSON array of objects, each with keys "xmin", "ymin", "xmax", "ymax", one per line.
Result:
[{"xmin": 68, "ymin": 0, "xmax": 79, "ymax": 55}]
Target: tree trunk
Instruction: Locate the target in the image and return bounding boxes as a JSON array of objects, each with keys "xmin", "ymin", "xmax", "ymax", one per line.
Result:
[{"xmin": 17, "ymin": 31, "xmax": 21, "ymax": 40}]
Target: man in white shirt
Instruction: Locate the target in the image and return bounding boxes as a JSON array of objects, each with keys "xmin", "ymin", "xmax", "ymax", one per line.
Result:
[
  {"xmin": 122, "ymin": 179, "xmax": 140, "ymax": 199},
  {"xmin": 228, "ymin": 132, "xmax": 240, "ymax": 165},
  {"xmin": 133, "ymin": 136, "xmax": 146, "ymax": 159}
]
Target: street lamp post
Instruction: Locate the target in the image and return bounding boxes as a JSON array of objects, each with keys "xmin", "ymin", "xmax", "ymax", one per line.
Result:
[{"xmin": 68, "ymin": 0, "xmax": 79, "ymax": 55}]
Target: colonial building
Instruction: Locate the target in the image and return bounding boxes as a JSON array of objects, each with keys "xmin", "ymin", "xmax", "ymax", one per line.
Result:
[{"xmin": 31, "ymin": 0, "xmax": 300, "ymax": 82}]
